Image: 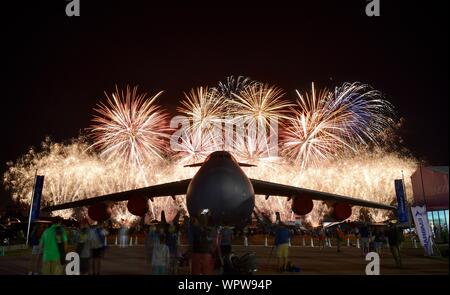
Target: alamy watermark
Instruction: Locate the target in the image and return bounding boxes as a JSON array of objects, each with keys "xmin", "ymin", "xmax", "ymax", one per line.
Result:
[
  {"xmin": 365, "ymin": 0, "xmax": 380, "ymax": 17},
  {"xmin": 365, "ymin": 252, "xmax": 380, "ymax": 275},
  {"xmin": 65, "ymin": 252, "xmax": 80, "ymax": 275},
  {"xmin": 64, "ymin": 1, "xmax": 379, "ymax": 18},
  {"xmin": 169, "ymin": 116, "xmax": 279, "ymax": 157},
  {"xmin": 65, "ymin": 0, "xmax": 80, "ymax": 17}
]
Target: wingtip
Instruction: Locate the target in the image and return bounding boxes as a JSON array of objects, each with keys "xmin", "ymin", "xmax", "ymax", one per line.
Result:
[
  {"xmin": 184, "ymin": 163, "xmax": 203, "ymax": 167},
  {"xmin": 237, "ymin": 162, "xmax": 257, "ymax": 167}
]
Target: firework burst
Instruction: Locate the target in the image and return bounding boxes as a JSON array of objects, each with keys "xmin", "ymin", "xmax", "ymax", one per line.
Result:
[
  {"xmin": 3, "ymin": 79, "xmax": 413, "ymax": 227},
  {"xmin": 281, "ymin": 82, "xmax": 395, "ymax": 169},
  {"xmin": 331, "ymin": 82, "xmax": 395, "ymax": 145},
  {"xmin": 228, "ymin": 83, "xmax": 293, "ymax": 162},
  {"xmin": 176, "ymin": 87, "xmax": 226, "ymax": 162},
  {"xmin": 216, "ymin": 75, "xmax": 258, "ymax": 99},
  {"xmin": 90, "ymin": 86, "xmax": 171, "ymax": 167},
  {"xmin": 3, "ymin": 137, "xmax": 416, "ymax": 226},
  {"xmin": 229, "ymin": 83, "xmax": 292, "ymax": 123}
]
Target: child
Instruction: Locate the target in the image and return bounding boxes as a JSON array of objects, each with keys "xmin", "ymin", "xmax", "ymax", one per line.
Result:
[{"xmin": 151, "ymin": 235, "xmax": 170, "ymax": 275}]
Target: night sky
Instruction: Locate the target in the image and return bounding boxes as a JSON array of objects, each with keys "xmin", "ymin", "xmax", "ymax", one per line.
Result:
[{"xmin": 1, "ymin": 1, "xmax": 448, "ymax": 206}]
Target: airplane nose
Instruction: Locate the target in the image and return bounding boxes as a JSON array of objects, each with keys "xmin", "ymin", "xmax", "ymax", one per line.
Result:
[{"xmin": 186, "ymin": 163, "xmax": 255, "ymax": 226}]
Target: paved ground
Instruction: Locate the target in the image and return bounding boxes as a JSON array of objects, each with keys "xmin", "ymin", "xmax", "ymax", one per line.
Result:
[{"xmin": 0, "ymin": 243, "xmax": 448, "ymax": 275}]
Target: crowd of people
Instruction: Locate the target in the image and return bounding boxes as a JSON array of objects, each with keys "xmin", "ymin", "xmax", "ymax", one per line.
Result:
[
  {"xmin": 144, "ymin": 213, "xmax": 241, "ymax": 275},
  {"xmin": 25, "ymin": 215, "xmax": 409, "ymax": 275},
  {"xmin": 293, "ymin": 222, "xmax": 406, "ymax": 269},
  {"xmin": 353, "ymin": 222, "xmax": 404, "ymax": 267},
  {"xmin": 28, "ymin": 220, "xmax": 107, "ymax": 275}
]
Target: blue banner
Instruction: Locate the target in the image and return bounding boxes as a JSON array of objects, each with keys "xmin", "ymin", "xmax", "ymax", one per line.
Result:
[
  {"xmin": 395, "ymin": 179, "xmax": 408, "ymax": 223},
  {"xmin": 30, "ymin": 175, "xmax": 44, "ymax": 222}
]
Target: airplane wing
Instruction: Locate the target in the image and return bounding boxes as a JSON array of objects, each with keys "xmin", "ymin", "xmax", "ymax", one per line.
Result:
[
  {"xmin": 250, "ymin": 178, "xmax": 395, "ymax": 210},
  {"xmin": 43, "ymin": 179, "xmax": 192, "ymax": 212}
]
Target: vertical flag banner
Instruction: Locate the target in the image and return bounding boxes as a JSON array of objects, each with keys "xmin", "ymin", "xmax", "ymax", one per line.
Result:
[
  {"xmin": 30, "ymin": 175, "xmax": 45, "ymax": 222},
  {"xmin": 395, "ymin": 179, "xmax": 408, "ymax": 223},
  {"xmin": 26, "ymin": 175, "xmax": 45, "ymax": 246},
  {"xmin": 411, "ymin": 205, "xmax": 434, "ymax": 256}
]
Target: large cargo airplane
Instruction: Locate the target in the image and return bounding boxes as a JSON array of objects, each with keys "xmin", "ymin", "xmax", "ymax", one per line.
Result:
[{"xmin": 43, "ymin": 151, "xmax": 395, "ymax": 226}]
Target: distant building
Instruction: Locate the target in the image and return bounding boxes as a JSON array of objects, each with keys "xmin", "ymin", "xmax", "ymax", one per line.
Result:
[{"xmin": 411, "ymin": 166, "xmax": 449, "ymax": 242}]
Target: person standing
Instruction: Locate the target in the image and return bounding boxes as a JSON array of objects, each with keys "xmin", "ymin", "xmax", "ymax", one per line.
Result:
[
  {"xmin": 145, "ymin": 225, "xmax": 159, "ymax": 266},
  {"xmin": 119, "ymin": 222, "xmax": 128, "ymax": 248},
  {"xmin": 186, "ymin": 217, "xmax": 194, "ymax": 273},
  {"xmin": 274, "ymin": 224, "xmax": 290, "ymax": 272},
  {"xmin": 151, "ymin": 235, "xmax": 170, "ymax": 275},
  {"xmin": 76, "ymin": 223, "xmax": 92, "ymax": 275},
  {"xmin": 359, "ymin": 223, "xmax": 370, "ymax": 256},
  {"xmin": 191, "ymin": 214, "xmax": 215, "ymax": 275},
  {"xmin": 40, "ymin": 223, "xmax": 68, "ymax": 275},
  {"xmin": 89, "ymin": 224, "xmax": 106, "ymax": 275},
  {"xmin": 374, "ymin": 229, "xmax": 385, "ymax": 258},
  {"xmin": 28, "ymin": 223, "xmax": 45, "ymax": 275},
  {"xmin": 219, "ymin": 226, "xmax": 234, "ymax": 258},
  {"xmin": 325, "ymin": 229, "xmax": 331, "ymax": 248},
  {"xmin": 211, "ymin": 227, "xmax": 222, "ymax": 274},
  {"xmin": 318, "ymin": 228, "xmax": 325, "ymax": 250},
  {"xmin": 166, "ymin": 223, "xmax": 179, "ymax": 274},
  {"xmin": 387, "ymin": 223, "xmax": 403, "ymax": 268},
  {"xmin": 354, "ymin": 226, "xmax": 359, "ymax": 247},
  {"xmin": 336, "ymin": 226, "xmax": 345, "ymax": 252}
]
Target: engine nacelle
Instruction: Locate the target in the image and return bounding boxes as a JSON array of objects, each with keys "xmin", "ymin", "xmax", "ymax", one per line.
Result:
[
  {"xmin": 291, "ymin": 197, "xmax": 314, "ymax": 215},
  {"xmin": 88, "ymin": 203, "xmax": 112, "ymax": 222},
  {"xmin": 127, "ymin": 196, "xmax": 149, "ymax": 216},
  {"xmin": 332, "ymin": 203, "xmax": 352, "ymax": 221}
]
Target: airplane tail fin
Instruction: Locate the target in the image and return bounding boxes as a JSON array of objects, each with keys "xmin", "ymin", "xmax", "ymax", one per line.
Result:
[{"xmin": 160, "ymin": 210, "xmax": 167, "ymax": 224}]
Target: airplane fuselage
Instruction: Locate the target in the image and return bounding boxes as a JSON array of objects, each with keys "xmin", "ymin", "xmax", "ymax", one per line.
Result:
[{"xmin": 186, "ymin": 151, "xmax": 255, "ymax": 226}]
